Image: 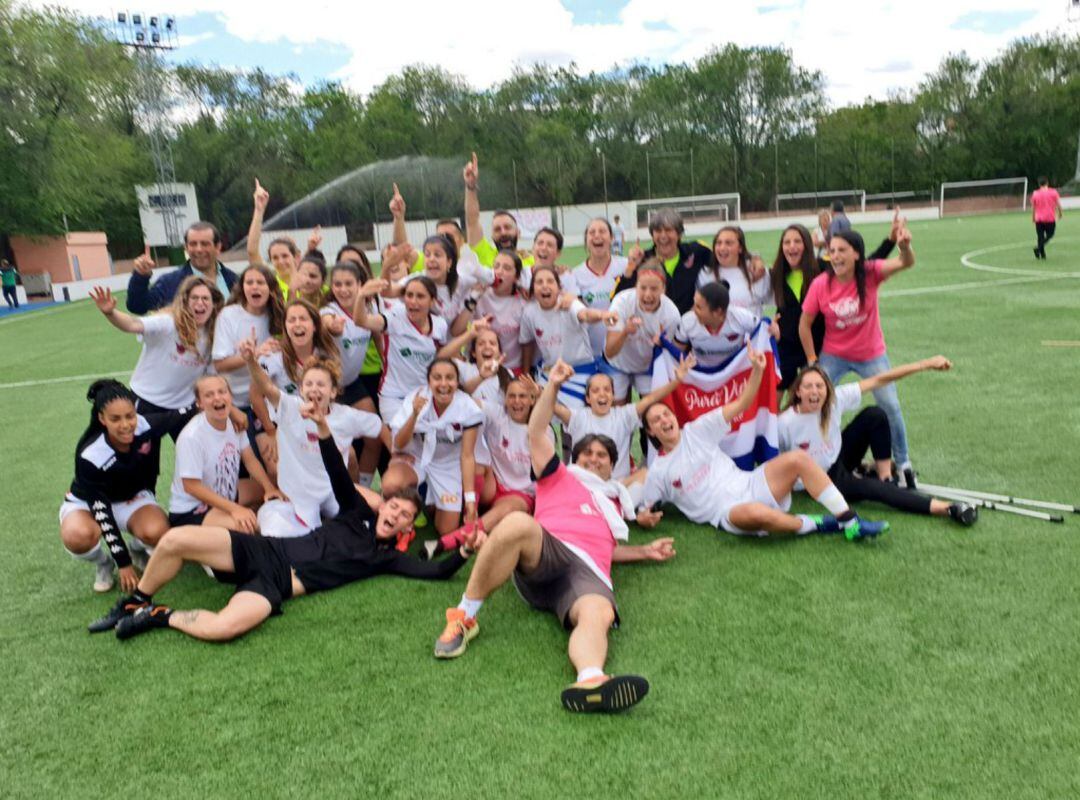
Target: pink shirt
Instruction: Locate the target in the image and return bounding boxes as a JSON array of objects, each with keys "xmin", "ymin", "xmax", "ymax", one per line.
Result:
[
  {"xmin": 534, "ymin": 460, "xmax": 615, "ymax": 581},
  {"xmin": 1032, "ymin": 187, "xmax": 1060, "ymax": 224},
  {"xmin": 802, "ymin": 260, "xmax": 887, "ymax": 362}
]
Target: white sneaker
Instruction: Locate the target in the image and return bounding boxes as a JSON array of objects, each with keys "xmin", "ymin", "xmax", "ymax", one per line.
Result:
[{"xmin": 93, "ymin": 562, "xmax": 115, "ymax": 593}]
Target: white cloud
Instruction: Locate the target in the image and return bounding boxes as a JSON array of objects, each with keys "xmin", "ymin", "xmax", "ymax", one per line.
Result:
[{"xmin": 26, "ymin": 0, "xmax": 1067, "ymax": 106}]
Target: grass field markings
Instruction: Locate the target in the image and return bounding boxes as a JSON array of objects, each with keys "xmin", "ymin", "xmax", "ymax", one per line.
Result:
[
  {"xmin": 881, "ymin": 274, "xmax": 1067, "ymax": 298},
  {"xmin": 1042, "ymin": 341, "xmax": 1080, "ymax": 347},
  {"xmin": 960, "ymin": 238, "xmax": 1080, "ymax": 279},
  {"xmin": 0, "ymin": 370, "xmax": 132, "ymax": 390}
]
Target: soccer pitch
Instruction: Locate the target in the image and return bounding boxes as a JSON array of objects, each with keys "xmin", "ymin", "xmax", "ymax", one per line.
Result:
[{"xmin": 2, "ymin": 212, "xmax": 1078, "ymax": 798}]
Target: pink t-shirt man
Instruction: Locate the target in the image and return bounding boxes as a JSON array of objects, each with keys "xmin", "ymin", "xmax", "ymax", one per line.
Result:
[
  {"xmin": 533, "ymin": 458, "xmax": 616, "ymax": 586},
  {"xmin": 1032, "ymin": 186, "xmax": 1061, "ymax": 224},
  {"xmin": 802, "ymin": 260, "xmax": 887, "ymax": 362}
]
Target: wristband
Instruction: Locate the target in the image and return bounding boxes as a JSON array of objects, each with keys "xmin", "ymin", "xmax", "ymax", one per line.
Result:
[{"xmin": 464, "ymin": 492, "xmax": 477, "ymax": 504}]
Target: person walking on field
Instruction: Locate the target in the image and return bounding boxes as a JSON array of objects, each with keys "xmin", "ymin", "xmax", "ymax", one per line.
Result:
[
  {"xmin": 1, "ymin": 260, "xmax": 18, "ymax": 309},
  {"xmin": 1031, "ymin": 177, "xmax": 1063, "ymax": 260}
]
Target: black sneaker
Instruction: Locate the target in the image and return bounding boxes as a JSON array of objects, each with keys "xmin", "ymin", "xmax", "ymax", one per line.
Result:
[
  {"xmin": 115, "ymin": 604, "xmax": 171, "ymax": 640},
  {"xmin": 948, "ymin": 502, "xmax": 978, "ymax": 526},
  {"xmin": 900, "ymin": 463, "xmax": 918, "ymax": 490},
  {"xmin": 87, "ymin": 596, "xmax": 146, "ymax": 633},
  {"xmin": 561, "ymin": 674, "xmax": 650, "ymax": 713}
]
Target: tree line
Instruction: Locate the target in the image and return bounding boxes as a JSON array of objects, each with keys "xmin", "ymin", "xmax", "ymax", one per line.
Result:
[{"xmin": 2, "ymin": 1, "xmax": 1078, "ymax": 257}]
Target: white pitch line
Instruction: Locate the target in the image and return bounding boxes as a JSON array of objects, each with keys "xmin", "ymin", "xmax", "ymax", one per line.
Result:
[
  {"xmin": 0, "ymin": 370, "xmax": 131, "ymax": 390},
  {"xmin": 880, "ymin": 274, "xmax": 1068, "ymax": 298}
]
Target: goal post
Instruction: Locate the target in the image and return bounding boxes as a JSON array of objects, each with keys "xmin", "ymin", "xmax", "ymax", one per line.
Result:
[
  {"xmin": 774, "ymin": 189, "xmax": 866, "ymax": 215},
  {"xmin": 939, "ymin": 178, "xmax": 1029, "ymax": 217},
  {"xmin": 636, "ymin": 193, "xmax": 741, "ymax": 229}
]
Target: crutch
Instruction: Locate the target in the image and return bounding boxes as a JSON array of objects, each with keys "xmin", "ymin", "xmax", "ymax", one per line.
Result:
[
  {"xmin": 919, "ymin": 483, "xmax": 1078, "ymax": 515},
  {"xmin": 923, "ymin": 485, "xmax": 1064, "ymax": 523}
]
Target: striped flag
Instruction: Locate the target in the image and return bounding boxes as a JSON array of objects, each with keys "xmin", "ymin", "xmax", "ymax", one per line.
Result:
[{"xmin": 650, "ymin": 320, "xmax": 780, "ymax": 469}]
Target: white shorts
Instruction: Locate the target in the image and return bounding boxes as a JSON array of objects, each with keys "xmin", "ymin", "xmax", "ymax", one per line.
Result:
[
  {"xmin": 424, "ymin": 459, "xmax": 465, "ymax": 513},
  {"xmin": 610, "ymin": 370, "xmax": 652, "ymax": 401},
  {"xmin": 257, "ymin": 496, "xmax": 338, "ymax": 538},
  {"xmin": 717, "ymin": 466, "xmax": 792, "ymax": 536},
  {"xmin": 59, "ymin": 490, "xmax": 158, "ymax": 532},
  {"xmin": 379, "ymin": 395, "xmax": 404, "ymax": 426}
]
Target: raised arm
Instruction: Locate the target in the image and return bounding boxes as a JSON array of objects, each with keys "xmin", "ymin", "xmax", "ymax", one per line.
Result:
[
  {"xmin": 633, "ymin": 353, "xmax": 696, "ymax": 416},
  {"xmin": 90, "ymin": 287, "xmax": 144, "ymax": 335},
  {"xmin": 721, "ymin": 340, "xmax": 766, "ymax": 423},
  {"xmin": 353, "ymin": 279, "xmax": 389, "ymax": 333},
  {"xmin": 878, "ymin": 225, "xmax": 915, "ymax": 281},
  {"xmin": 463, "ymin": 152, "xmax": 483, "ymax": 248},
  {"xmin": 239, "ymin": 330, "xmax": 281, "ymax": 409},
  {"xmin": 124, "ymin": 245, "xmax": 160, "ymax": 314},
  {"xmin": 578, "ymin": 307, "xmax": 619, "ymax": 327},
  {"xmin": 308, "ymin": 404, "xmax": 364, "ymax": 516},
  {"xmin": 858, "ymin": 355, "xmax": 951, "ymax": 395},
  {"xmin": 246, "ymin": 178, "xmax": 269, "ymax": 265},
  {"xmin": 394, "ymin": 392, "xmax": 427, "ymax": 451},
  {"xmin": 437, "ymin": 317, "xmax": 490, "ymax": 359},
  {"xmin": 389, "ymin": 183, "xmax": 408, "ymax": 246},
  {"xmin": 528, "ymin": 360, "xmax": 571, "ymax": 475}
]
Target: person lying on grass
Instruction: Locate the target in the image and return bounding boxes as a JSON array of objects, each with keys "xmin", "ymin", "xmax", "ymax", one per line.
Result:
[
  {"xmin": 638, "ymin": 339, "xmax": 889, "ymax": 540},
  {"xmin": 433, "ymin": 358, "xmax": 676, "ymax": 715},
  {"xmin": 89, "ymin": 401, "xmax": 474, "ymax": 642}
]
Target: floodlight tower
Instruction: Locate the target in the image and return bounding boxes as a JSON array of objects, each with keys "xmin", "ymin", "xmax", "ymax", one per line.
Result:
[{"xmin": 114, "ymin": 12, "xmax": 182, "ymax": 247}]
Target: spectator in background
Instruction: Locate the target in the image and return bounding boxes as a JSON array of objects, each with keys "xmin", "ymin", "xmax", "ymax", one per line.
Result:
[
  {"xmin": 826, "ymin": 200, "xmax": 850, "ymax": 245},
  {"xmin": 1, "ymin": 259, "xmax": 18, "ymax": 309},
  {"xmin": 126, "ymin": 222, "xmax": 239, "ymax": 314},
  {"xmin": 612, "ymin": 215, "xmax": 625, "ymax": 255},
  {"xmin": 1031, "ymin": 176, "xmax": 1063, "ymax": 259},
  {"xmin": 811, "ymin": 209, "xmax": 831, "ymax": 260}
]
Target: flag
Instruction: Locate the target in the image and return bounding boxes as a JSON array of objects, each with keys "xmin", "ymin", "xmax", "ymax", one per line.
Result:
[
  {"xmin": 534, "ymin": 358, "xmax": 604, "ymax": 410},
  {"xmin": 650, "ymin": 320, "xmax": 780, "ymax": 469}
]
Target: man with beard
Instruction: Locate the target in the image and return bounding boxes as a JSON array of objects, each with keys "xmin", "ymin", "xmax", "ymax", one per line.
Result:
[
  {"xmin": 463, "ymin": 152, "xmax": 536, "ymax": 269},
  {"xmin": 126, "ymin": 221, "xmax": 238, "ymax": 313}
]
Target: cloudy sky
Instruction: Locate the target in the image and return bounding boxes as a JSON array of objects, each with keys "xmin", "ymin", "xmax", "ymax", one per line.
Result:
[{"xmin": 34, "ymin": 0, "xmax": 1072, "ymax": 106}]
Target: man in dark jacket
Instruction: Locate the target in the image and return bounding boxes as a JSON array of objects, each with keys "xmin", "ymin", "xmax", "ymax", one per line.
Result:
[
  {"xmin": 612, "ymin": 208, "xmax": 712, "ymax": 314},
  {"xmin": 125, "ymin": 221, "xmax": 238, "ymax": 313}
]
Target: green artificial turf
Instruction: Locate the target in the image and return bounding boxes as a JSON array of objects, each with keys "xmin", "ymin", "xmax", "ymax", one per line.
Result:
[{"xmin": 1, "ymin": 212, "xmax": 1078, "ymax": 799}]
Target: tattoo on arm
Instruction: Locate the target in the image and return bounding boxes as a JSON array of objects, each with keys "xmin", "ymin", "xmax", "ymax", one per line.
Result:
[{"xmin": 172, "ymin": 610, "xmax": 201, "ymax": 625}]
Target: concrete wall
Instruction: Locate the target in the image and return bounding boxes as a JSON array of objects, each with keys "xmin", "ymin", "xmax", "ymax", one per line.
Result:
[
  {"xmin": 66, "ymin": 232, "xmax": 111, "ymax": 280},
  {"xmin": 10, "ymin": 235, "xmax": 72, "ymax": 283}
]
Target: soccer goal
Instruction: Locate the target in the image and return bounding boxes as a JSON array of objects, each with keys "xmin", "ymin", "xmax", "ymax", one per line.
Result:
[
  {"xmin": 636, "ymin": 193, "xmax": 741, "ymax": 229},
  {"xmin": 774, "ymin": 189, "xmax": 866, "ymax": 215},
  {"xmin": 864, "ymin": 189, "xmax": 936, "ymax": 210},
  {"xmin": 939, "ymin": 178, "xmax": 1028, "ymax": 217}
]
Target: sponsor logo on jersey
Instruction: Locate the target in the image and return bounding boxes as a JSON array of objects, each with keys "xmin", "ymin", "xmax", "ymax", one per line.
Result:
[
  {"xmin": 306, "ymin": 432, "xmax": 319, "ymax": 442},
  {"xmin": 672, "ymin": 478, "xmax": 682, "ymax": 490},
  {"xmin": 535, "ymin": 329, "xmax": 543, "ymax": 338},
  {"xmin": 798, "ymin": 441, "xmax": 810, "ymax": 450}
]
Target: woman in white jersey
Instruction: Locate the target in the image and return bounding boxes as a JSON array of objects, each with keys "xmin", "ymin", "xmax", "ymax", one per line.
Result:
[
  {"xmin": 637, "ymin": 341, "xmax": 889, "ymax": 541},
  {"xmin": 565, "ymin": 218, "xmax": 634, "ymax": 359},
  {"xmin": 519, "ymin": 265, "xmax": 618, "ymax": 409},
  {"xmin": 697, "ymin": 226, "xmax": 772, "ymax": 317},
  {"xmin": 89, "ymin": 276, "xmax": 223, "ymax": 438},
  {"xmin": 674, "ymin": 281, "xmax": 759, "ymax": 368},
  {"xmin": 251, "ymin": 299, "xmax": 339, "ymax": 478},
  {"xmin": 241, "ymin": 345, "xmax": 385, "ymax": 538},
  {"xmin": 386, "ymin": 358, "xmax": 485, "ymax": 537},
  {"xmin": 779, "ymin": 360, "xmax": 976, "ymax": 526},
  {"xmin": 322, "ymin": 260, "xmax": 383, "ymax": 485},
  {"xmin": 552, "ymin": 353, "xmax": 696, "ymax": 481},
  {"xmin": 386, "ymin": 235, "xmax": 475, "ymax": 335},
  {"xmin": 168, "ymin": 375, "xmax": 282, "ymax": 532},
  {"xmin": 212, "ymin": 264, "xmax": 285, "ymax": 418},
  {"xmin": 605, "ymin": 261, "xmax": 682, "ymax": 400},
  {"xmin": 473, "ymin": 249, "xmax": 528, "ymax": 372},
  {"xmin": 353, "ymin": 274, "xmax": 448, "ymax": 426},
  {"xmin": 423, "ymin": 372, "xmax": 554, "ymax": 558}
]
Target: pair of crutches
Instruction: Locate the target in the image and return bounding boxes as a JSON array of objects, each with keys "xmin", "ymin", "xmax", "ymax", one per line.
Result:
[{"xmin": 919, "ymin": 483, "xmax": 1077, "ymax": 524}]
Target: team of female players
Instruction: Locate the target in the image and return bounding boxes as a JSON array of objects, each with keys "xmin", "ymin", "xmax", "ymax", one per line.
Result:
[{"xmin": 60, "ymin": 163, "xmax": 977, "ymax": 601}]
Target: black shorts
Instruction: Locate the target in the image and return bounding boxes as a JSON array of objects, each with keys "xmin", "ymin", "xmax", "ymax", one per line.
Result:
[
  {"xmin": 213, "ymin": 531, "xmax": 294, "ymax": 615},
  {"xmin": 168, "ymin": 508, "xmax": 208, "ymax": 527},
  {"xmin": 512, "ymin": 528, "xmax": 619, "ymax": 630},
  {"xmin": 360, "ymin": 372, "xmax": 382, "ymax": 412},
  {"xmin": 340, "ymin": 375, "xmax": 371, "ymax": 406},
  {"xmin": 134, "ymin": 395, "xmax": 197, "ymax": 440}
]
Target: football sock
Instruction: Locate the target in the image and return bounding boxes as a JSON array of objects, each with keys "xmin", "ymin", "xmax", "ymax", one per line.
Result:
[
  {"xmin": 357, "ymin": 472, "xmax": 374, "ymax": 489},
  {"xmin": 576, "ymin": 666, "xmax": 605, "ymax": 684},
  {"xmin": 457, "ymin": 595, "xmax": 483, "ymax": 619},
  {"xmin": 131, "ymin": 589, "xmax": 153, "ymax": 605},
  {"xmin": 816, "ymin": 486, "xmax": 850, "ymax": 516},
  {"xmin": 796, "ymin": 515, "xmax": 817, "ymax": 534}
]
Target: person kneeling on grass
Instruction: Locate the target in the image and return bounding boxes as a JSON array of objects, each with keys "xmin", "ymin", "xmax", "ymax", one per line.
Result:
[
  {"xmin": 778, "ymin": 358, "xmax": 977, "ymax": 526},
  {"xmin": 167, "ymin": 375, "xmax": 282, "ymax": 532},
  {"xmin": 433, "ymin": 359, "xmax": 676, "ymax": 714},
  {"xmin": 638, "ymin": 340, "xmax": 889, "ymax": 540},
  {"xmin": 89, "ymin": 402, "xmax": 472, "ymax": 641}
]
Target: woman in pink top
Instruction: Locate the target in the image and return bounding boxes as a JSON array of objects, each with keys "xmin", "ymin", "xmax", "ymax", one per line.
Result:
[
  {"xmin": 798, "ymin": 225, "xmax": 917, "ymax": 484},
  {"xmin": 1031, "ymin": 176, "xmax": 1063, "ymax": 260}
]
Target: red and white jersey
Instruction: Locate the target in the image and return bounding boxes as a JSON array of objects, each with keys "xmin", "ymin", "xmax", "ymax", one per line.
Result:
[
  {"xmin": 697, "ymin": 266, "xmax": 773, "ymax": 317},
  {"xmin": 379, "ymin": 304, "xmax": 448, "ymax": 401},
  {"xmin": 481, "ymin": 400, "xmax": 552, "ymax": 494},
  {"xmin": 257, "ymin": 351, "xmax": 302, "ymax": 396},
  {"xmin": 168, "ymin": 413, "xmax": 246, "ymax": 514},
  {"xmin": 567, "ymin": 404, "xmax": 640, "ymax": 480},
  {"xmin": 390, "ymin": 387, "xmax": 485, "ymax": 469},
  {"xmin": 321, "ymin": 301, "xmax": 372, "ymax": 387},
  {"xmin": 474, "ymin": 291, "xmax": 526, "ymax": 369},
  {"xmin": 675, "ymin": 306, "xmax": 758, "ymax": 369},
  {"xmin": 642, "ymin": 408, "xmax": 746, "ymax": 526},
  {"xmin": 212, "ymin": 304, "xmax": 272, "ymax": 408},
  {"xmin": 271, "ymin": 393, "xmax": 382, "ymax": 524},
  {"xmin": 778, "ymin": 383, "xmax": 862, "ymax": 471},
  {"xmin": 519, "ymin": 299, "xmax": 594, "ymax": 367},
  {"xmin": 129, "ymin": 314, "xmax": 211, "ymax": 409},
  {"xmin": 606, "ymin": 290, "xmax": 680, "ymax": 374},
  {"xmin": 565, "ymin": 256, "xmax": 627, "ymax": 355}
]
